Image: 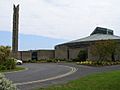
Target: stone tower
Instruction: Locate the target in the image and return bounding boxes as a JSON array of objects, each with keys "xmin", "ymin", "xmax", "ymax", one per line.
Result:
[{"xmin": 12, "ymin": 4, "xmax": 19, "ymax": 53}]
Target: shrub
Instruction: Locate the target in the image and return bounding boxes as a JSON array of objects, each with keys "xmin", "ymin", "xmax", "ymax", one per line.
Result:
[
  {"xmin": 46, "ymin": 58, "xmax": 66, "ymax": 63},
  {"xmin": 0, "ymin": 65, "xmax": 6, "ymax": 71},
  {"xmin": 74, "ymin": 50, "xmax": 88, "ymax": 62},
  {"xmin": 46, "ymin": 59, "xmax": 53, "ymax": 62},
  {"xmin": 3, "ymin": 58, "xmax": 16, "ymax": 70},
  {"xmin": 0, "ymin": 46, "xmax": 11, "ymax": 64},
  {"xmin": 90, "ymin": 40, "xmax": 120, "ymax": 61},
  {"xmin": 0, "ymin": 46, "xmax": 16, "ymax": 71},
  {"xmin": 0, "ymin": 73, "xmax": 17, "ymax": 90},
  {"xmin": 0, "ymin": 58, "xmax": 16, "ymax": 71},
  {"xmin": 28, "ymin": 59, "xmax": 37, "ymax": 63},
  {"xmin": 55, "ymin": 58, "xmax": 66, "ymax": 62}
]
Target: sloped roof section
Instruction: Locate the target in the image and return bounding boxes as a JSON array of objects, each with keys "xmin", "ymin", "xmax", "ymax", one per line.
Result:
[
  {"xmin": 56, "ymin": 27, "xmax": 120, "ymax": 46},
  {"xmin": 67, "ymin": 34, "xmax": 120, "ymax": 44}
]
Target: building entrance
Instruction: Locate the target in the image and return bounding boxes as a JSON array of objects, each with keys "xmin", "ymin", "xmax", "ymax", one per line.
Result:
[{"xmin": 31, "ymin": 51, "xmax": 38, "ymax": 60}]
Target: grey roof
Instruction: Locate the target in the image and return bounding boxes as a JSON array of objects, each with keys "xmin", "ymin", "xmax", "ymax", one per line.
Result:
[
  {"xmin": 56, "ymin": 27, "xmax": 120, "ymax": 46},
  {"xmin": 66, "ymin": 34, "xmax": 120, "ymax": 44}
]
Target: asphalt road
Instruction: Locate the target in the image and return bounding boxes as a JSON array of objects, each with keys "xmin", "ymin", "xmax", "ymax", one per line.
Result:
[{"xmin": 5, "ymin": 63, "xmax": 120, "ymax": 90}]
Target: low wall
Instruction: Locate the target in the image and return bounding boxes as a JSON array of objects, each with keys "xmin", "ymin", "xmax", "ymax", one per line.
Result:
[
  {"xmin": 12, "ymin": 50, "xmax": 55, "ymax": 61},
  {"xmin": 37, "ymin": 50, "xmax": 55, "ymax": 60},
  {"xmin": 19, "ymin": 51, "xmax": 31, "ymax": 61},
  {"xmin": 55, "ymin": 45, "xmax": 68, "ymax": 60}
]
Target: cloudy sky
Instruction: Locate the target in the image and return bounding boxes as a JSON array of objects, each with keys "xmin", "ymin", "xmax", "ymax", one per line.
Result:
[{"xmin": 0, "ymin": 0, "xmax": 120, "ymax": 50}]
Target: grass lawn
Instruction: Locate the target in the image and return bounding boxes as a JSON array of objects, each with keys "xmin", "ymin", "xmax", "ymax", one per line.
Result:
[
  {"xmin": 37, "ymin": 70, "xmax": 120, "ymax": 90},
  {"xmin": 0, "ymin": 66, "xmax": 26, "ymax": 73}
]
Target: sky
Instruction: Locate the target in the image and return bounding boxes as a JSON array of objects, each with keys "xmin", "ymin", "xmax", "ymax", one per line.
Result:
[
  {"xmin": 0, "ymin": 31, "xmax": 65, "ymax": 50},
  {"xmin": 0, "ymin": 0, "xmax": 120, "ymax": 50}
]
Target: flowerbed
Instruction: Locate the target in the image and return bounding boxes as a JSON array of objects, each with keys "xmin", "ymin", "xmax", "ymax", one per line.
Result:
[{"xmin": 76, "ymin": 61, "xmax": 120, "ymax": 66}]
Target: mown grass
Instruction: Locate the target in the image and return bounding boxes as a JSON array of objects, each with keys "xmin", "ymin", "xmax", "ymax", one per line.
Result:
[
  {"xmin": 36, "ymin": 70, "xmax": 120, "ymax": 90},
  {"xmin": 0, "ymin": 66, "xmax": 26, "ymax": 73}
]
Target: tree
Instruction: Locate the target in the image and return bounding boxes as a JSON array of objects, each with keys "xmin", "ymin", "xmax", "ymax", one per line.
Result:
[
  {"xmin": 77, "ymin": 49, "xmax": 88, "ymax": 62},
  {"xmin": 105, "ymin": 40, "xmax": 117, "ymax": 61},
  {"xmin": 90, "ymin": 40, "xmax": 119, "ymax": 61},
  {"xmin": 0, "ymin": 46, "xmax": 11, "ymax": 64},
  {"xmin": 0, "ymin": 46, "xmax": 16, "ymax": 70}
]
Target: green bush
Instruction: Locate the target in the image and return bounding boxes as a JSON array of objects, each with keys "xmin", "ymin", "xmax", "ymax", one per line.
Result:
[
  {"xmin": 56, "ymin": 58, "xmax": 66, "ymax": 62},
  {"xmin": 0, "ymin": 58, "xmax": 16, "ymax": 71},
  {"xmin": 46, "ymin": 59, "xmax": 53, "ymax": 62},
  {"xmin": 4, "ymin": 58, "xmax": 16, "ymax": 70},
  {"xmin": 28, "ymin": 59, "xmax": 37, "ymax": 63},
  {"xmin": 0, "ymin": 73, "xmax": 17, "ymax": 90},
  {"xmin": 0, "ymin": 46, "xmax": 16, "ymax": 71},
  {"xmin": 0, "ymin": 65, "xmax": 6, "ymax": 71},
  {"xmin": 46, "ymin": 58, "xmax": 66, "ymax": 63},
  {"xmin": 0, "ymin": 46, "xmax": 11, "ymax": 64},
  {"xmin": 74, "ymin": 50, "xmax": 88, "ymax": 62},
  {"xmin": 27, "ymin": 58, "xmax": 66, "ymax": 63}
]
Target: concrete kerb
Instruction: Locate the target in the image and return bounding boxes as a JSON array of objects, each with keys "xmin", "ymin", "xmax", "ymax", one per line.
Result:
[{"xmin": 15, "ymin": 65, "xmax": 78, "ymax": 86}]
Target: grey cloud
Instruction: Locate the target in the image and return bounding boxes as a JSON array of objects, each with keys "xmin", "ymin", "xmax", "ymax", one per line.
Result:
[{"xmin": 0, "ymin": 0, "xmax": 120, "ymax": 40}]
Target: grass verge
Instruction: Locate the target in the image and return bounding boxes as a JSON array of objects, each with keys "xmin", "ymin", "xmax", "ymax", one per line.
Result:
[
  {"xmin": 0, "ymin": 66, "xmax": 26, "ymax": 73},
  {"xmin": 36, "ymin": 70, "xmax": 120, "ymax": 90}
]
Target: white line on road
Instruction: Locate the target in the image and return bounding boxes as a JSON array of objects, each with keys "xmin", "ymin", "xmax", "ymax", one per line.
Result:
[{"xmin": 15, "ymin": 65, "xmax": 78, "ymax": 86}]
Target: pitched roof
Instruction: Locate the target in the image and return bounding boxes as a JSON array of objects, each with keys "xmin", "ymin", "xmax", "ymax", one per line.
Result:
[
  {"xmin": 67, "ymin": 34, "xmax": 120, "ymax": 44},
  {"xmin": 56, "ymin": 27, "xmax": 120, "ymax": 46}
]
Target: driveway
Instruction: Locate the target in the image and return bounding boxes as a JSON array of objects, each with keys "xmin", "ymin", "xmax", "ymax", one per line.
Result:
[
  {"xmin": 5, "ymin": 63, "xmax": 76, "ymax": 90},
  {"xmin": 5, "ymin": 63, "xmax": 120, "ymax": 90}
]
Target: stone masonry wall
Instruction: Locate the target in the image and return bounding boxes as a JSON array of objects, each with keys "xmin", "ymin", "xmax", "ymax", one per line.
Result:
[
  {"xmin": 55, "ymin": 45, "xmax": 68, "ymax": 60},
  {"xmin": 13, "ymin": 50, "xmax": 55, "ymax": 61},
  {"xmin": 69, "ymin": 48, "xmax": 85, "ymax": 60},
  {"xmin": 17, "ymin": 51, "xmax": 31, "ymax": 61},
  {"xmin": 37, "ymin": 50, "xmax": 55, "ymax": 60}
]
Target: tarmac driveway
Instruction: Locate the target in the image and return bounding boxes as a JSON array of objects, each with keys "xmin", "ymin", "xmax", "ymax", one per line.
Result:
[
  {"xmin": 5, "ymin": 63, "xmax": 120, "ymax": 90},
  {"xmin": 5, "ymin": 63, "xmax": 76, "ymax": 90}
]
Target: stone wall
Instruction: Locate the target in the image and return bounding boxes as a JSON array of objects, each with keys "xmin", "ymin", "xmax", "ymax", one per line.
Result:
[
  {"xmin": 87, "ymin": 46, "xmax": 97, "ymax": 61},
  {"xmin": 37, "ymin": 50, "xmax": 55, "ymax": 60},
  {"xmin": 17, "ymin": 51, "xmax": 31, "ymax": 61},
  {"xmin": 12, "ymin": 50, "xmax": 55, "ymax": 61},
  {"xmin": 55, "ymin": 45, "xmax": 68, "ymax": 60},
  {"xmin": 55, "ymin": 45, "xmax": 89, "ymax": 60},
  {"xmin": 69, "ymin": 48, "xmax": 86, "ymax": 60},
  {"xmin": 88, "ymin": 44, "xmax": 120, "ymax": 61}
]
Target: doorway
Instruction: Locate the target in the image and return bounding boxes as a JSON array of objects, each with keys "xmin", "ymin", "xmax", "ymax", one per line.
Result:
[{"xmin": 31, "ymin": 51, "xmax": 38, "ymax": 60}]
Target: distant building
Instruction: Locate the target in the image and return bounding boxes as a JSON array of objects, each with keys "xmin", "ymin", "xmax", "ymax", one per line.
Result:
[
  {"xmin": 11, "ymin": 5, "xmax": 120, "ymax": 61},
  {"xmin": 55, "ymin": 27, "xmax": 120, "ymax": 61},
  {"xmin": 13, "ymin": 27, "xmax": 120, "ymax": 61}
]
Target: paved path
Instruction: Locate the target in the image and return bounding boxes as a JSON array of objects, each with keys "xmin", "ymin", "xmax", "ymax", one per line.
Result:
[
  {"xmin": 5, "ymin": 63, "xmax": 120, "ymax": 90},
  {"xmin": 5, "ymin": 63, "xmax": 76, "ymax": 90}
]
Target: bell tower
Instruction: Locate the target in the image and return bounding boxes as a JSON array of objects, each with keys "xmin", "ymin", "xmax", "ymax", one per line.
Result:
[{"xmin": 12, "ymin": 4, "xmax": 19, "ymax": 53}]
